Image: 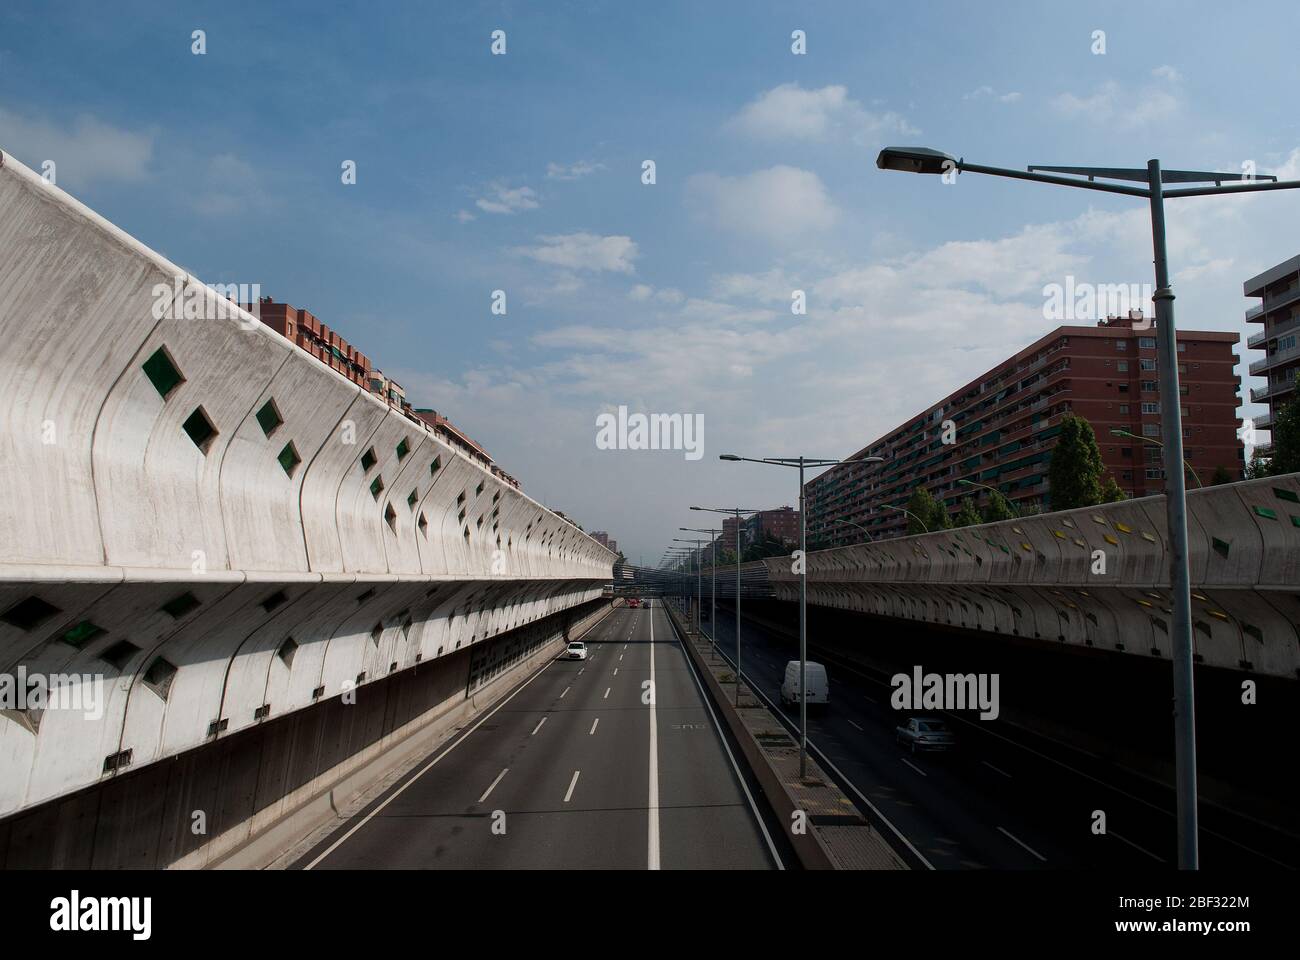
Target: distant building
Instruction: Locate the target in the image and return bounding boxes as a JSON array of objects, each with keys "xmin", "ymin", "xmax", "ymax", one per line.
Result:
[
  {"xmin": 591, "ymin": 531, "xmax": 619, "ymax": 555},
  {"xmin": 806, "ymin": 314, "xmax": 1242, "ymax": 545},
  {"xmin": 744, "ymin": 506, "xmax": 800, "ymax": 547},
  {"xmin": 1244, "ymin": 255, "xmax": 1300, "ymax": 455}
]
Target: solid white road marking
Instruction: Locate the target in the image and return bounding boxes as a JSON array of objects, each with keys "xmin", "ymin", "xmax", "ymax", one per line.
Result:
[
  {"xmin": 564, "ymin": 770, "xmax": 581, "ymax": 803},
  {"xmin": 531, "ymin": 717, "xmax": 547, "ymax": 736},
  {"xmin": 589, "ymin": 718, "xmax": 599, "ymax": 735},
  {"xmin": 901, "ymin": 758, "xmax": 928, "ymax": 777},
  {"xmin": 983, "ymin": 760, "xmax": 1012, "ymax": 778},
  {"xmin": 648, "ymin": 608, "xmax": 660, "ymax": 870},
  {"xmin": 479, "ymin": 768, "xmax": 508, "ymax": 804},
  {"xmin": 997, "ymin": 826, "xmax": 1047, "ymax": 862}
]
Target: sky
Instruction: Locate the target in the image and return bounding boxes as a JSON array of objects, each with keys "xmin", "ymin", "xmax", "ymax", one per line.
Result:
[{"xmin": 2, "ymin": 0, "xmax": 1298, "ymax": 564}]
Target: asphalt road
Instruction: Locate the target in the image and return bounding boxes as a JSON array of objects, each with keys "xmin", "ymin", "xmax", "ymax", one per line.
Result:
[
  {"xmin": 295, "ymin": 604, "xmax": 782, "ymax": 869},
  {"xmin": 702, "ymin": 603, "xmax": 1298, "ymax": 871}
]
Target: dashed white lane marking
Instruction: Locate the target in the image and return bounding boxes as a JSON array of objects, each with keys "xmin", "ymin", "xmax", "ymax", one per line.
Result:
[
  {"xmin": 847, "ymin": 719, "xmax": 864, "ymax": 732},
  {"xmin": 560, "ymin": 686, "xmax": 570, "ymax": 699},
  {"xmin": 613, "ymin": 668, "xmax": 619, "ymax": 676},
  {"xmin": 997, "ymin": 826, "xmax": 1047, "ymax": 862},
  {"xmin": 479, "ymin": 768, "xmax": 508, "ymax": 804},
  {"xmin": 589, "ymin": 718, "xmax": 599, "ymax": 735},
  {"xmin": 531, "ymin": 717, "xmax": 547, "ymax": 736},
  {"xmin": 901, "ymin": 758, "xmax": 927, "ymax": 777},
  {"xmin": 983, "ymin": 760, "xmax": 1012, "ymax": 778},
  {"xmin": 1110, "ymin": 830, "xmax": 1165, "ymax": 862},
  {"xmin": 604, "ymin": 687, "xmax": 611, "ymax": 699},
  {"xmin": 863, "ymin": 695, "xmax": 877, "ymax": 705},
  {"xmin": 564, "ymin": 770, "xmax": 581, "ymax": 803},
  {"xmin": 578, "ymin": 668, "xmax": 584, "ymax": 676}
]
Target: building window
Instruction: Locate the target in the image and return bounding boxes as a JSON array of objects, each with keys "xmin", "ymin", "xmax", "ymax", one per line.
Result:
[
  {"xmin": 1117, "ymin": 360, "xmax": 1129, "ymax": 372},
  {"xmin": 1140, "ymin": 358, "xmax": 1157, "ymax": 371},
  {"xmin": 1119, "ymin": 383, "xmax": 1129, "ymax": 393},
  {"xmin": 1143, "ymin": 423, "xmax": 1160, "ymax": 437},
  {"xmin": 1119, "ymin": 404, "xmax": 1129, "ymax": 414},
  {"xmin": 1141, "ymin": 380, "xmax": 1158, "ymax": 392},
  {"xmin": 1177, "ymin": 342, "xmax": 1187, "ymax": 352},
  {"xmin": 1116, "ymin": 340, "xmax": 1128, "ymax": 351},
  {"xmin": 1141, "ymin": 402, "xmax": 1160, "ymax": 414},
  {"xmin": 1139, "ymin": 337, "xmax": 1156, "ymax": 349}
]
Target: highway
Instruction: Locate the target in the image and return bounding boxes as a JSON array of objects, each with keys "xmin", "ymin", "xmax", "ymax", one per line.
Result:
[
  {"xmin": 702, "ymin": 602, "xmax": 1298, "ymax": 871},
  {"xmin": 295, "ymin": 604, "xmax": 782, "ymax": 869}
]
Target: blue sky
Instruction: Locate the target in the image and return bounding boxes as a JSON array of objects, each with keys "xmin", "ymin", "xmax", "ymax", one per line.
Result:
[{"xmin": 3, "ymin": 0, "xmax": 1298, "ymax": 562}]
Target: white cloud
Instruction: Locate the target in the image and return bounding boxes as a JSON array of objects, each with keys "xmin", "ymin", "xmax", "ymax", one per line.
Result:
[
  {"xmin": 454, "ymin": 209, "xmax": 476, "ymax": 223},
  {"xmin": 1051, "ymin": 80, "xmax": 1180, "ymax": 129},
  {"xmin": 513, "ymin": 232, "xmax": 638, "ymax": 273},
  {"xmin": 964, "ymin": 86, "xmax": 1021, "ymax": 103},
  {"xmin": 688, "ymin": 166, "xmax": 838, "ymax": 243},
  {"xmin": 1152, "ymin": 65, "xmax": 1182, "ymax": 82},
  {"xmin": 475, "ymin": 181, "xmax": 539, "ymax": 214},
  {"xmin": 0, "ymin": 107, "xmax": 152, "ymax": 190},
  {"xmin": 725, "ymin": 83, "xmax": 916, "ymax": 146},
  {"xmin": 628, "ymin": 283, "xmax": 653, "ymax": 301},
  {"xmin": 546, "ymin": 160, "xmax": 604, "ymax": 180},
  {"xmin": 192, "ymin": 153, "xmax": 270, "ymax": 218}
]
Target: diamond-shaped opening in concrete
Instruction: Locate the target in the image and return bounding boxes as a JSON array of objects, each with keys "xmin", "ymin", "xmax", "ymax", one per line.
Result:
[
  {"xmin": 161, "ymin": 592, "xmax": 200, "ymax": 619},
  {"xmin": 255, "ymin": 399, "xmax": 283, "ymax": 437},
  {"xmin": 101, "ymin": 639, "xmax": 141, "ymax": 670},
  {"xmin": 361, "ymin": 447, "xmax": 377, "ymax": 472},
  {"xmin": 142, "ymin": 346, "xmax": 184, "ymax": 399},
  {"xmin": 407, "ymin": 488, "xmax": 418, "ymax": 511},
  {"xmin": 261, "ymin": 590, "xmax": 288, "ymax": 613},
  {"xmin": 59, "ymin": 619, "xmax": 106, "ymax": 649},
  {"xmin": 396, "ymin": 437, "xmax": 410, "ymax": 461},
  {"xmin": 385, "ymin": 502, "xmax": 397, "ymax": 532},
  {"xmin": 1, "ymin": 596, "xmax": 61, "ymax": 631},
  {"xmin": 277, "ymin": 441, "xmax": 302, "ymax": 478},
  {"xmin": 430, "ymin": 455, "xmax": 441, "ymax": 475},
  {"xmin": 277, "ymin": 636, "xmax": 298, "ymax": 668},
  {"xmin": 418, "ymin": 513, "xmax": 428, "ymax": 538},
  {"xmin": 143, "ymin": 656, "xmax": 178, "ymax": 700},
  {"xmin": 182, "ymin": 406, "xmax": 218, "ymax": 453},
  {"xmin": 370, "ymin": 475, "xmax": 385, "ymax": 500}
]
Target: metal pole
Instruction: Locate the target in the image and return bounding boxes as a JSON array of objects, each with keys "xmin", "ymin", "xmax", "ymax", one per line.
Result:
[
  {"xmin": 695, "ymin": 543, "xmax": 701, "ymax": 634},
  {"xmin": 735, "ymin": 510, "xmax": 742, "ymax": 707},
  {"xmin": 710, "ymin": 534, "xmax": 716, "ymax": 658},
  {"xmin": 1148, "ymin": 158, "xmax": 1199, "ymax": 869},
  {"xmin": 798, "ymin": 458, "xmax": 808, "ymax": 779}
]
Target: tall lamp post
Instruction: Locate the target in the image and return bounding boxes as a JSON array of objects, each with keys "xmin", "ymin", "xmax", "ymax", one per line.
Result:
[
  {"xmin": 672, "ymin": 537, "xmax": 706, "ymax": 632},
  {"xmin": 1111, "ymin": 428, "xmax": 1203, "ymax": 489},
  {"xmin": 957, "ymin": 478, "xmax": 1022, "ymax": 517},
  {"xmin": 830, "ymin": 517, "xmax": 875, "ymax": 543},
  {"xmin": 681, "ymin": 527, "xmax": 720, "ymax": 651},
  {"xmin": 691, "ymin": 506, "xmax": 759, "ymax": 705},
  {"xmin": 877, "ymin": 147, "xmax": 1300, "ymax": 868},
  {"xmin": 883, "ymin": 502, "xmax": 928, "ymax": 534},
  {"xmin": 720, "ymin": 453, "xmax": 886, "ymax": 777}
]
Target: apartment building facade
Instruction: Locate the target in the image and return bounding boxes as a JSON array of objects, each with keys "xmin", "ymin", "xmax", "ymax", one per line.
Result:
[
  {"xmin": 1244, "ymin": 254, "xmax": 1300, "ymax": 451},
  {"xmin": 806, "ymin": 314, "xmax": 1242, "ymax": 545}
]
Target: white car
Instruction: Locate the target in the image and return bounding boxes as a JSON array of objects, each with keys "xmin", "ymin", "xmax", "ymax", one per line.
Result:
[{"xmin": 565, "ymin": 641, "xmax": 587, "ymax": 661}]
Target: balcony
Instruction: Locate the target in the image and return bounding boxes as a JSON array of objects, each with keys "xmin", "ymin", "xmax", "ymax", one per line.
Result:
[
  {"xmin": 1247, "ymin": 311, "xmax": 1300, "ymax": 350},
  {"xmin": 1246, "ymin": 303, "xmax": 1264, "ymax": 322},
  {"xmin": 1249, "ymin": 340, "xmax": 1300, "ymax": 375},
  {"xmin": 1250, "ymin": 379, "xmax": 1296, "ymax": 403}
]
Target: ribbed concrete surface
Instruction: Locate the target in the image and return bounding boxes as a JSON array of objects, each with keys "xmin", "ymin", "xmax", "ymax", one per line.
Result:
[{"xmin": 0, "ymin": 149, "xmax": 614, "ymax": 818}]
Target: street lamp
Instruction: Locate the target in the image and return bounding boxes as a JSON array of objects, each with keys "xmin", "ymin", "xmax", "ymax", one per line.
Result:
[
  {"xmin": 877, "ymin": 147, "xmax": 1300, "ymax": 868},
  {"xmin": 692, "ymin": 506, "xmax": 760, "ymax": 705},
  {"xmin": 830, "ymin": 517, "xmax": 875, "ymax": 543},
  {"xmin": 720, "ymin": 453, "xmax": 887, "ymax": 777},
  {"xmin": 883, "ymin": 502, "xmax": 928, "ymax": 534},
  {"xmin": 681, "ymin": 527, "xmax": 720, "ymax": 654},
  {"xmin": 957, "ymin": 478, "xmax": 1021, "ymax": 517},
  {"xmin": 1111, "ymin": 428, "xmax": 1203, "ymax": 489},
  {"xmin": 672, "ymin": 538, "xmax": 706, "ymax": 632}
]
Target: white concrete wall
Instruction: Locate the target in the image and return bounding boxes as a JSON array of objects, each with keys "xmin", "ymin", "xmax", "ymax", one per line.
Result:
[
  {"xmin": 766, "ymin": 474, "xmax": 1300, "ymax": 679},
  {"xmin": 0, "ymin": 150, "xmax": 614, "ymax": 818}
]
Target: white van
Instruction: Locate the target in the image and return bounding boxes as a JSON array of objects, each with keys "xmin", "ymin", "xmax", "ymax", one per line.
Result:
[{"xmin": 781, "ymin": 660, "xmax": 829, "ymax": 707}]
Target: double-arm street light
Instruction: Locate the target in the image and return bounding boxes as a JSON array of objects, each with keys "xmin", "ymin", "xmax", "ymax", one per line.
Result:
[
  {"xmin": 1111, "ymin": 427, "xmax": 1203, "ymax": 489},
  {"xmin": 878, "ymin": 146, "xmax": 1300, "ymax": 869},
  {"xmin": 720, "ymin": 453, "xmax": 887, "ymax": 777},
  {"xmin": 681, "ymin": 527, "xmax": 720, "ymax": 652},
  {"xmin": 691, "ymin": 506, "xmax": 760, "ymax": 705}
]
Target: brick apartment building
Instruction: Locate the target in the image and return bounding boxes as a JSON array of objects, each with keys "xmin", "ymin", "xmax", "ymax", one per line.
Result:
[
  {"xmin": 745, "ymin": 506, "xmax": 800, "ymax": 547},
  {"xmin": 590, "ymin": 531, "xmax": 619, "ymax": 554},
  {"xmin": 1244, "ymin": 254, "xmax": 1300, "ymax": 453},
  {"xmin": 806, "ymin": 314, "xmax": 1243, "ymax": 546},
  {"xmin": 248, "ymin": 297, "xmax": 520, "ymax": 489}
]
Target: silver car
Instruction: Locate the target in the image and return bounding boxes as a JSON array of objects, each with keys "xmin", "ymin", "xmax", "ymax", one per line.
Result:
[{"xmin": 896, "ymin": 716, "xmax": 956, "ymax": 754}]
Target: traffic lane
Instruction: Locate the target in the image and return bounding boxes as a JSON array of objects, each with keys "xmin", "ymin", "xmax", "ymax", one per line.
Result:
[
  {"xmin": 711, "ymin": 611, "xmax": 1056, "ymax": 869},
  {"xmin": 651, "ymin": 604, "xmax": 777, "ymax": 870},
  {"xmin": 297, "ymin": 606, "xmax": 635, "ymax": 868},
  {"xmin": 714, "ymin": 611, "xmax": 1183, "ymax": 870}
]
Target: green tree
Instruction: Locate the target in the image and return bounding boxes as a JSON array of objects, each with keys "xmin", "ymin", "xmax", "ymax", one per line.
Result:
[
  {"xmin": 1271, "ymin": 397, "xmax": 1300, "ymax": 475},
  {"xmin": 1099, "ymin": 474, "xmax": 1126, "ymax": 502},
  {"xmin": 1244, "ymin": 450, "xmax": 1271, "ymax": 480},
  {"xmin": 904, "ymin": 487, "xmax": 939, "ymax": 535},
  {"xmin": 981, "ymin": 490, "xmax": 1017, "ymax": 523},
  {"xmin": 1048, "ymin": 414, "xmax": 1105, "ymax": 510},
  {"xmin": 1210, "ymin": 465, "xmax": 1234, "ymax": 486},
  {"xmin": 954, "ymin": 497, "xmax": 983, "ymax": 527}
]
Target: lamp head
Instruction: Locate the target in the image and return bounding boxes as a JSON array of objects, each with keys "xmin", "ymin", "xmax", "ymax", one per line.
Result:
[{"xmin": 876, "ymin": 146, "xmax": 958, "ymax": 175}]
